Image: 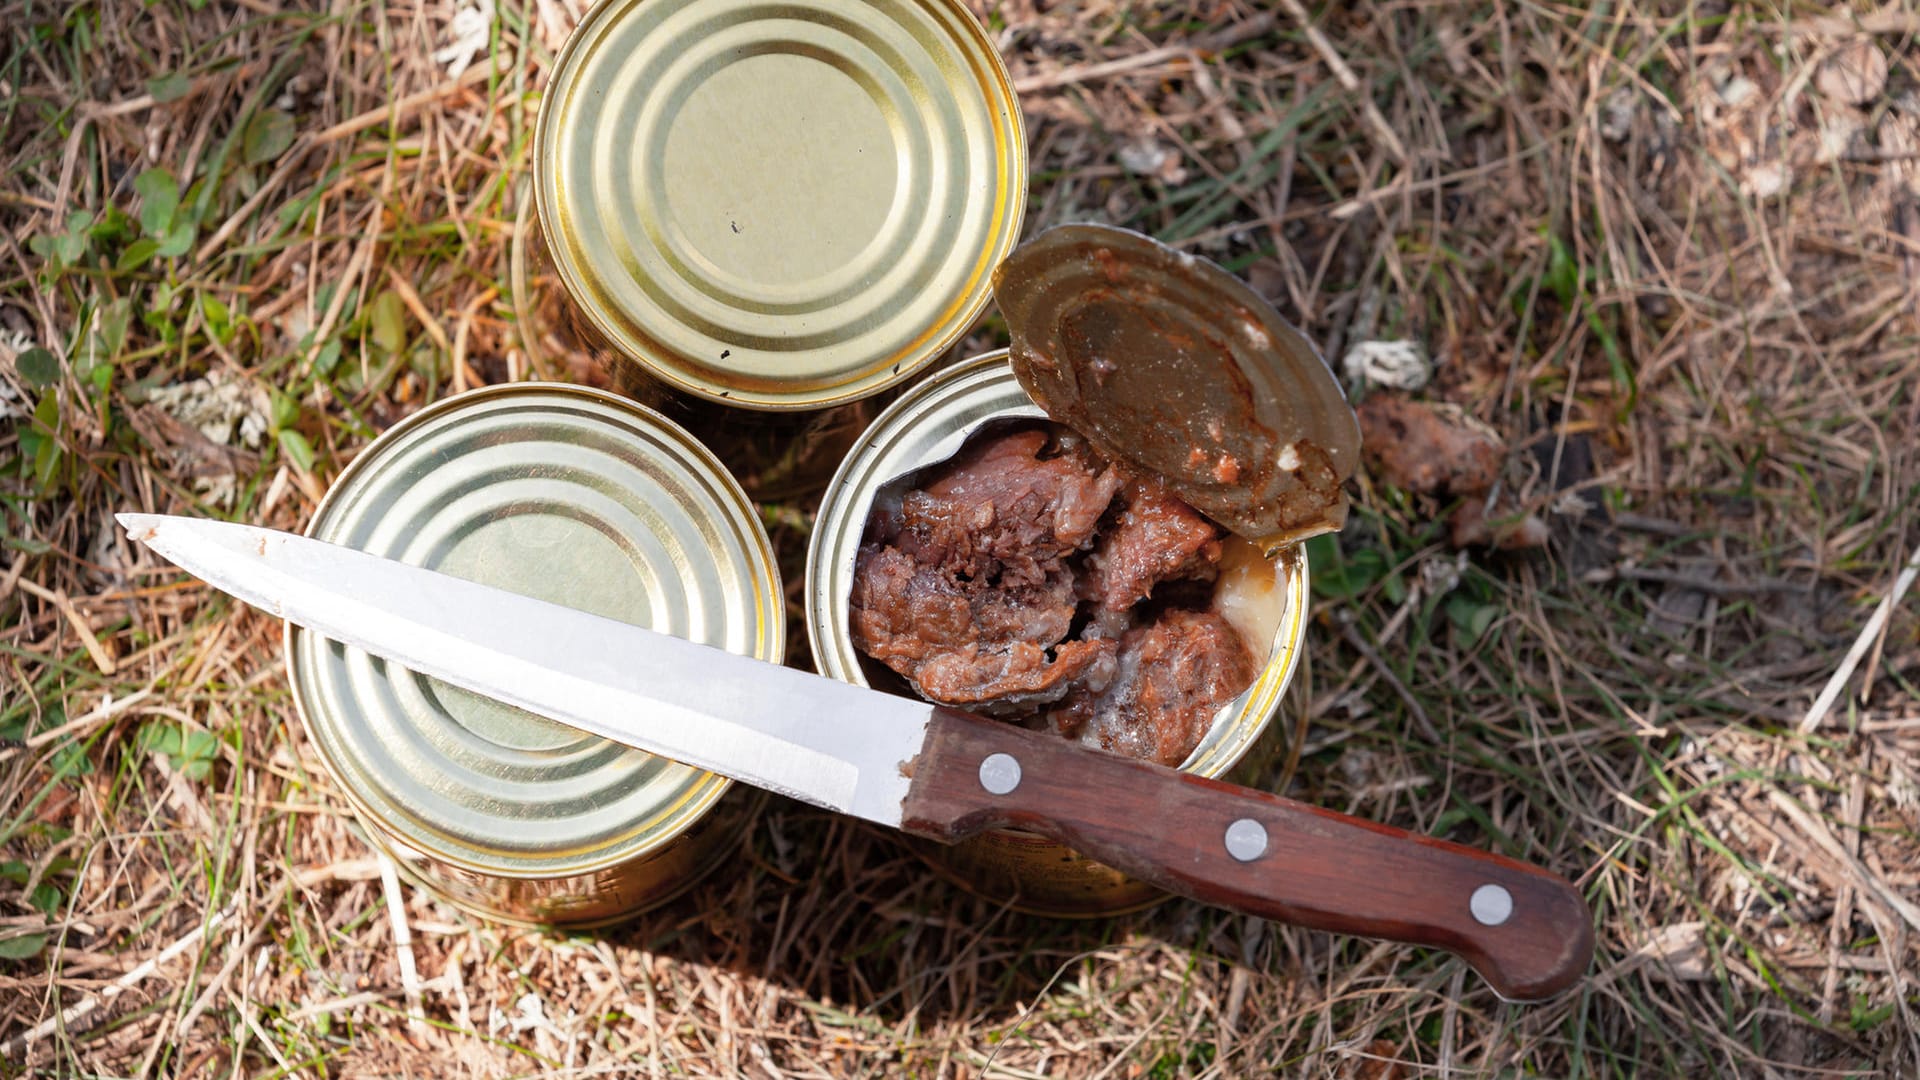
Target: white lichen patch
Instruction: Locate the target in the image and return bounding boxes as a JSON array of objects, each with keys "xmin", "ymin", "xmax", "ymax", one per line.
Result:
[
  {"xmin": 1116, "ymin": 137, "xmax": 1171, "ymax": 177},
  {"xmin": 0, "ymin": 327, "xmax": 33, "ymax": 421},
  {"xmin": 148, "ymin": 370, "xmax": 270, "ymax": 450},
  {"xmin": 1741, "ymin": 162, "xmax": 1787, "ymax": 198},
  {"xmin": 434, "ymin": 0, "xmax": 495, "ymax": 78},
  {"xmin": 1342, "ymin": 339, "xmax": 1430, "ymax": 390},
  {"xmin": 146, "ymin": 370, "xmax": 272, "ymax": 507}
]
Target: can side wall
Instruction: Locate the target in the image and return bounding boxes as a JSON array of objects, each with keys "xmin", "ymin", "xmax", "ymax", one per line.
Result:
[{"xmin": 363, "ymin": 789, "xmax": 767, "ymax": 929}]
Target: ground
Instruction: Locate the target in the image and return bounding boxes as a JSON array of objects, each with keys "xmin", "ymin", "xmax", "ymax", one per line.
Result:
[{"xmin": 3, "ymin": 0, "xmax": 1918, "ymax": 1077}]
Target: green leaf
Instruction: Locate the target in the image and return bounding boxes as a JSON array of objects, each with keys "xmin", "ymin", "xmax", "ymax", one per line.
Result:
[
  {"xmin": 97, "ymin": 297, "xmax": 132, "ymax": 358},
  {"xmin": 179, "ymin": 178, "xmax": 210, "ymax": 228},
  {"xmin": 137, "ymin": 722, "xmax": 181, "ymax": 757},
  {"xmin": 1306, "ymin": 534, "xmax": 1386, "ymax": 600},
  {"xmin": 30, "ymin": 885, "xmax": 62, "ymax": 917},
  {"xmin": 135, "ymin": 169, "xmax": 179, "ymax": 237},
  {"xmin": 48, "ymin": 741, "xmax": 93, "ymax": 779},
  {"xmin": 0, "ymin": 933, "xmax": 47, "ymax": 961},
  {"xmin": 33, "ymin": 438, "xmax": 62, "ymax": 490},
  {"xmin": 201, "ymin": 294, "xmax": 233, "ymax": 343},
  {"xmin": 54, "ymin": 212, "xmax": 93, "ymax": 266},
  {"xmin": 89, "ymin": 205, "xmax": 135, "ymax": 244},
  {"xmin": 1544, "ymin": 232, "xmax": 1578, "ymax": 308},
  {"xmin": 369, "ymin": 289, "xmax": 407, "ymax": 355},
  {"xmin": 177, "ymin": 729, "xmax": 220, "ymax": 781},
  {"xmin": 1852, "ymin": 995, "xmax": 1897, "ymax": 1031},
  {"xmin": 279, "ymin": 429, "xmax": 315, "ymax": 474},
  {"xmin": 33, "ymin": 391, "xmax": 59, "ymax": 431},
  {"xmin": 313, "ymin": 337, "xmax": 343, "ymax": 377},
  {"xmin": 31, "ymin": 393, "xmax": 63, "ymax": 490},
  {"xmin": 147, "ymin": 71, "xmax": 193, "ymax": 102},
  {"xmin": 269, "ymin": 389, "xmax": 298, "ymax": 432},
  {"xmin": 1586, "ymin": 304, "xmax": 1636, "ymax": 407},
  {"xmin": 16, "ymin": 347, "xmax": 60, "ymax": 388},
  {"xmin": 1446, "ymin": 593, "xmax": 1499, "ymax": 648},
  {"xmin": 242, "ymin": 109, "xmax": 296, "ymax": 165},
  {"xmin": 116, "ymin": 237, "xmax": 160, "ymax": 272},
  {"xmin": 155, "ymin": 221, "xmax": 195, "ymax": 259}
]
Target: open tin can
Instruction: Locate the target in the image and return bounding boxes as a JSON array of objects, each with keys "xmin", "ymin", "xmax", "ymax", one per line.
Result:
[
  {"xmin": 514, "ymin": 0, "xmax": 1026, "ymax": 496},
  {"xmin": 287, "ymin": 384, "xmax": 784, "ymax": 927},
  {"xmin": 805, "ymin": 225, "xmax": 1360, "ymax": 916}
]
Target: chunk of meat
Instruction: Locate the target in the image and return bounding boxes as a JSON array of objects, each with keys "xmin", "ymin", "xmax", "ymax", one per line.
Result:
[
  {"xmin": 894, "ymin": 428, "xmax": 1120, "ymax": 587},
  {"xmin": 912, "ymin": 637, "xmax": 1117, "ymax": 712},
  {"xmin": 1042, "ymin": 609, "xmax": 1258, "ymax": 767},
  {"xmin": 850, "ymin": 428, "xmax": 1124, "ymax": 710},
  {"xmin": 851, "ymin": 545, "xmax": 1112, "ymax": 712},
  {"xmin": 1355, "ymin": 394, "xmax": 1501, "ymax": 496},
  {"xmin": 1081, "ymin": 477, "xmax": 1224, "ymax": 613},
  {"xmin": 1355, "ymin": 394, "xmax": 1546, "ymax": 550}
]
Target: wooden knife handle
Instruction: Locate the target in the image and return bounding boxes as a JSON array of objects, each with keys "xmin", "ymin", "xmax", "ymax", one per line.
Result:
[{"xmin": 900, "ymin": 708, "xmax": 1595, "ymax": 1002}]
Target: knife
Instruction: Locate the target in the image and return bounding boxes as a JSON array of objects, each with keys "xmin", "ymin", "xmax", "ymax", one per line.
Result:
[{"xmin": 117, "ymin": 512, "xmax": 1594, "ymax": 1001}]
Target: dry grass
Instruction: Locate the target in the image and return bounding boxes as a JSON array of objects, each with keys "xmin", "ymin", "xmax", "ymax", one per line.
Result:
[{"xmin": 3, "ymin": 0, "xmax": 1918, "ymax": 1076}]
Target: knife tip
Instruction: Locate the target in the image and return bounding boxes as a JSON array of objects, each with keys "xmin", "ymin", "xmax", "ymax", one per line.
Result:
[{"xmin": 115, "ymin": 512, "xmax": 164, "ymax": 545}]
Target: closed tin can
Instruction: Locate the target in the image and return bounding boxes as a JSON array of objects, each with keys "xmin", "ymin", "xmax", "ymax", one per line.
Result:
[
  {"xmin": 806, "ymin": 353, "xmax": 1315, "ymax": 916},
  {"xmin": 515, "ymin": 0, "xmax": 1026, "ymax": 495},
  {"xmin": 287, "ymin": 384, "xmax": 784, "ymax": 927}
]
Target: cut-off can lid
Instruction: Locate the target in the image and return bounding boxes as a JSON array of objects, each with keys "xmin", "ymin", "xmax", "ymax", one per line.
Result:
[
  {"xmin": 535, "ymin": 0, "xmax": 1026, "ymax": 410},
  {"xmin": 993, "ymin": 224, "xmax": 1361, "ymax": 547},
  {"xmin": 287, "ymin": 384, "xmax": 784, "ymax": 878}
]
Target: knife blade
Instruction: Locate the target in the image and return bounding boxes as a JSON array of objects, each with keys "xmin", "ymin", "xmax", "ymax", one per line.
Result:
[{"xmin": 118, "ymin": 512, "xmax": 1594, "ymax": 1001}]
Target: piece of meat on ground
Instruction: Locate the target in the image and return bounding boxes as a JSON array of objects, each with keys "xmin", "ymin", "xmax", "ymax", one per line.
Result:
[
  {"xmin": 1042, "ymin": 609, "xmax": 1258, "ymax": 767},
  {"xmin": 1355, "ymin": 394, "xmax": 1501, "ymax": 496},
  {"xmin": 1081, "ymin": 476, "xmax": 1225, "ymax": 613}
]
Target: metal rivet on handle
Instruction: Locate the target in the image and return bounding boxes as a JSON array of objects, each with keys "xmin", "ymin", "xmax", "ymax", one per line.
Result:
[
  {"xmin": 1224, "ymin": 818, "xmax": 1268, "ymax": 862},
  {"xmin": 1470, "ymin": 883, "xmax": 1514, "ymax": 926},
  {"xmin": 978, "ymin": 753, "xmax": 1021, "ymax": 795}
]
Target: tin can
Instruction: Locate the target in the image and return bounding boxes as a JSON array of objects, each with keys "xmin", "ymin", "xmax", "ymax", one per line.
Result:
[
  {"xmin": 515, "ymin": 0, "xmax": 1026, "ymax": 496},
  {"xmin": 805, "ymin": 353, "xmax": 1316, "ymax": 916},
  {"xmin": 286, "ymin": 384, "xmax": 784, "ymax": 927}
]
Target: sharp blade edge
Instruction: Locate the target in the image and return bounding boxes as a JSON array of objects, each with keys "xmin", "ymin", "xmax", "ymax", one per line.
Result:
[{"xmin": 119, "ymin": 513, "xmax": 928, "ymax": 827}]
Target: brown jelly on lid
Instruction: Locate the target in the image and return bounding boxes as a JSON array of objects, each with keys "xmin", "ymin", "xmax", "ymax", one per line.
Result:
[{"xmin": 992, "ymin": 223, "xmax": 1361, "ymax": 546}]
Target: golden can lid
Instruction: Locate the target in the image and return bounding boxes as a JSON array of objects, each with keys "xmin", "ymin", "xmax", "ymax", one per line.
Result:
[
  {"xmin": 535, "ymin": 0, "xmax": 1026, "ymax": 410},
  {"xmin": 992, "ymin": 224, "xmax": 1361, "ymax": 547},
  {"xmin": 287, "ymin": 384, "xmax": 783, "ymax": 878}
]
